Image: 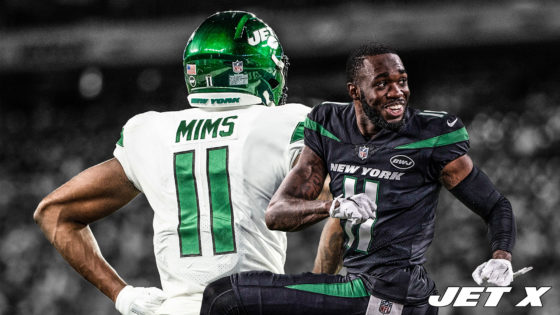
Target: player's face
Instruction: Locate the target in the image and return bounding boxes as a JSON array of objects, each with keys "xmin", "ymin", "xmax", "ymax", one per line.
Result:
[{"xmin": 356, "ymin": 54, "xmax": 410, "ymax": 130}]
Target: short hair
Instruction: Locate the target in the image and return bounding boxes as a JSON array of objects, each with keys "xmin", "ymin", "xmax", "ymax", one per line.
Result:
[{"xmin": 345, "ymin": 42, "xmax": 398, "ymax": 83}]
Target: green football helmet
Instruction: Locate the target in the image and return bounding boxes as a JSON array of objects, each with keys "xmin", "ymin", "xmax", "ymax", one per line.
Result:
[{"xmin": 183, "ymin": 11, "xmax": 288, "ymax": 107}]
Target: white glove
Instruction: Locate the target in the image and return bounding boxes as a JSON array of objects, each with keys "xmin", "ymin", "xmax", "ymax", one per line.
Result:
[
  {"xmin": 330, "ymin": 193, "xmax": 376, "ymax": 225},
  {"xmin": 115, "ymin": 285, "xmax": 167, "ymax": 315},
  {"xmin": 472, "ymin": 259, "xmax": 513, "ymax": 286}
]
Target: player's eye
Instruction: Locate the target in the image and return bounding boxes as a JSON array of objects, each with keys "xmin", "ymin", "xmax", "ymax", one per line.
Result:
[
  {"xmin": 398, "ymin": 78, "xmax": 408, "ymax": 85},
  {"xmin": 375, "ymin": 81, "xmax": 386, "ymax": 88}
]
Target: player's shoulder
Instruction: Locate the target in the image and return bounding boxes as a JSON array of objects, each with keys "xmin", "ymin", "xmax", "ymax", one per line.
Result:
[
  {"xmin": 271, "ymin": 103, "xmax": 311, "ymax": 116},
  {"xmin": 127, "ymin": 109, "xmax": 190, "ymax": 123},
  {"xmin": 249, "ymin": 103, "xmax": 310, "ymax": 125},
  {"xmin": 310, "ymin": 101, "xmax": 350, "ymax": 115},
  {"xmin": 123, "ymin": 110, "xmax": 161, "ymax": 130},
  {"xmin": 408, "ymin": 107, "xmax": 467, "ymax": 137},
  {"xmin": 308, "ymin": 101, "xmax": 351, "ymax": 122},
  {"xmin": 123, "ymin": 109, "xmax": 190, "ymax": 135}
]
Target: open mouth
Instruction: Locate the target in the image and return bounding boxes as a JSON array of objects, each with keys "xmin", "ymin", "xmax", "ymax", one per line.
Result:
[{"xmin": 384, "ymin": 102, "xmax": 405, "ymax": 119}]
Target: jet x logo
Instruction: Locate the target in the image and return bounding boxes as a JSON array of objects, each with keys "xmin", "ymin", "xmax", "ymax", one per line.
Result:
[
  {"xmin": 517, "ymin": 287, "xmax": 551, "ymax": 307},
  {"xmin": 429, "ymin": 287, "xmax": 551, "ymax": 307}
]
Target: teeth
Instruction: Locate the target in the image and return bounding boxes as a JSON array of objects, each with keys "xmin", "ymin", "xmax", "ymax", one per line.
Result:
[{"xmin": 387, "ymin": 104, "xmax": 402, "ymax": 110}]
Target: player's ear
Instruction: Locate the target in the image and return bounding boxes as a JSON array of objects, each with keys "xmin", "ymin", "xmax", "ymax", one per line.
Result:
[{"xmin": 347, "ymin": 82, "xmax": 360, "ymax": 100}]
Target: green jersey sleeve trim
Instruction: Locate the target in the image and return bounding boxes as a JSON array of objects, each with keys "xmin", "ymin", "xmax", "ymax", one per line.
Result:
[
  {"xmin": 117, "ymin": 128, "xmax": 124, "ymax": 147},
  {"xmin": 304, "ymin": 117, "xmax": 341, "ymax": 142},
  {"xmin": 395, "ymin": 127, "xmax": 469, "ymax": 149},
  {"xmin": 290, "ymin": 121, "xmax": 305, "ymax": 143},
  {"xmin": 285, "ymin": 278, "xmax": 369, "ymax": 298}
]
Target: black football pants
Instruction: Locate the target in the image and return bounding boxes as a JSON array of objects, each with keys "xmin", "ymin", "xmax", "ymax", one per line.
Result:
[{"xmin": 200, "ymin": 270, "xmax": 437, "ymax": 315}]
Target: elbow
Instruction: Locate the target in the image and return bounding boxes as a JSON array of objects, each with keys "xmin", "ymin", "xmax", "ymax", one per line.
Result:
[
  {"xmin": 34, "ymin": 198, "xmax": 50, "ymax": 226},
  {"xmin": 266, "ymin": 202, "xmax": 297, "ymax": 232},
  {"xmin": 265, "ymin": 205, "xmax": 280, "ymax": 231},
  {"xmin": 266, "ymin": 199, "xmax": 290, "ymax": 231},
  {"xmin": 33, "ymin": 197, "xmax": 62, "ymax": 231}
]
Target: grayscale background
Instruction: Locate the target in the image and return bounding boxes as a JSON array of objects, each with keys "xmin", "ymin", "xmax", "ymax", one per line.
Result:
[{"xmin": 1, "ymin": 1, "xmax": 558, "ymax": 314}]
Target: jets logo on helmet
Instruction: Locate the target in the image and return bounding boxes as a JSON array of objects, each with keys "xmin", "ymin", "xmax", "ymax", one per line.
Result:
[
  {"xmin": 247, "ymin": 27, "xmax": 279, "ymax": 49},
  {"xmin": 183, "ymin": 11, "xmax": 288, "ymax": 107}
]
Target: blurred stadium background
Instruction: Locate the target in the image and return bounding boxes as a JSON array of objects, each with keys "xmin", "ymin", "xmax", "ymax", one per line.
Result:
[{"xmin": 1, "ymin": 0, "xmax": 559, "ymax": 314}]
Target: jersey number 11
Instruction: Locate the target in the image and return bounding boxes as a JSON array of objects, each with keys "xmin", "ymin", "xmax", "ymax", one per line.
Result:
[
  {"xmin": 173, "ymin": 146, "xmax": 236, "ymax": 257},
  {"xmin": 343, "ymin": 177, "xmax": 379, "ymax": 253}
]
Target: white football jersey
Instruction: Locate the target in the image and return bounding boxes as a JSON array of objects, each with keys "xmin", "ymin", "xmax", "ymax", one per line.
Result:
[{"xmin": 113, "ymin": 103, "xmax": 310, "ymax": 313}]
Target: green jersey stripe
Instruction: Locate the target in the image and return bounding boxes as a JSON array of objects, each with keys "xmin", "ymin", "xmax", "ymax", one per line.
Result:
[
  {"xmin": 290, "ymin": 121, "xmax": 305, "ymax": 143},
  {"xmin": 395, "ymin": 127, "xmax": 469, "ymax": 149},
  {"xmin": 117, "ymin": 128, "xmax": 124, "ymax": 147},
  {"xmin": 285, "ymin": 278, "xmax": 369, "ymax": 298},
  {"xmin": 304, "ymin": 117, "xmax": 341, "ymax": 142}
]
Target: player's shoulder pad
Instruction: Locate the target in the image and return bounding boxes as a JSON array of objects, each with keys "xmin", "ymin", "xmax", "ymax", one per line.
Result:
[
  {"xmin": 277, "ymin": 103, "xmax": 312, "ymax": 116},
  {"xmin": 412, "ymin": 108, "xmax": 467, "ymax": 137},
  {"xmin": 305, "ymin": 102, "xmax": 350, "ymax": 143},
  {"xmin": 308, "ymin": 101, "xmax": 350, "ymax": 123},
  {"xmin": 261, "ymin": 103, "xmax": 310, "ymax": 126},
  {"xmin": 123, "ymin": 110, "xmax": 162, "ymax": 131},
  {"xmin": 117, "ymin": 111, "xmax": 161, "ymax": 148}
]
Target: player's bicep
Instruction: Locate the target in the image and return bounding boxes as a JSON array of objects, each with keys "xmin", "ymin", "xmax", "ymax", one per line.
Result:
[
  {"xmin": 35, "ymin": 158, "xmax": 140, "ymax": 226},
  {"xmin": 440, "ymin": 154, "xmax": 473, "ymax": 190},
  {"xmin": 276, "ymin": 145, "xmax": 327, "ymax": 201}
]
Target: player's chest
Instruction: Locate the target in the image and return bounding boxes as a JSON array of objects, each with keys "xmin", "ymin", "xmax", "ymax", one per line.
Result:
[{"xmin": 325, "ymin": 142, "xmax": 430, "ymax": 195}]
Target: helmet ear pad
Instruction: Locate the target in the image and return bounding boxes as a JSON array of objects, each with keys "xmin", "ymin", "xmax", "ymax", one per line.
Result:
[{"xmin": 183, "ymin": 11, "xmax": 288, "ymax": 107}]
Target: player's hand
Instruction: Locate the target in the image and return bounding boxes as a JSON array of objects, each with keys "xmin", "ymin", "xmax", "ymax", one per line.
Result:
[
  {"xmin": 330, "ymin": 193, "xmax": 376, "ymax": 224},
  {"xmin": 115, "ymin": 285, "xmax": 167, "ymax": 315},
  {"xmin": 472, "ymin": 259, "xmax": 513, "ymax": 286}
]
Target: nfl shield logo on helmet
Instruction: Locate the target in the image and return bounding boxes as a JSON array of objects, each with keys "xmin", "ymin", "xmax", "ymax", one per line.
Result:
[
  {"xmin": 358, "ymin": 145, "xmax": 369, "ymax": 160},
  {"xmin": 378, "ymin": 300, "xmax": 393, "ymax": 314},
  {"xmin": 186, "ymin": 64, "xmax": 196, "ymax": 75},
  {"xmin": 232, "ymin": 60, "xmax": 243, "ymax": 73}
]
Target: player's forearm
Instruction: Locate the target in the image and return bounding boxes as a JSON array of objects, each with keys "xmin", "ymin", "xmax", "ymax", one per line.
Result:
[
  {"xmin": 313, "ymin": 253, "xmax": 342, "ymax": 274},
  {"xmin": 266, "ymin": 198, "xmax": 330, "ymax": 232},
  {"xmin": 34, "ymin": 201, "xmax": 126, "ymax": 302},
  {"xmin": 313, "ymin": 218, "xmax": 344, "ymax": 274},
  {"xmin": 486, "ymin": 196, "xmax": 516, "ymax": 253},
  {"xmin": 449, "ymin": 166, "xmax": 516, "ymax": 253},
  {"xmin": 56, "ymin": 224, "xmax": 126, "ymax": 301}
]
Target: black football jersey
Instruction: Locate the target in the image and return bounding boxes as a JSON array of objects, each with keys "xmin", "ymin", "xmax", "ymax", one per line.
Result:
[{"xmin": 304, "ymin": 102, "xmax": 470, "ymax": 304}]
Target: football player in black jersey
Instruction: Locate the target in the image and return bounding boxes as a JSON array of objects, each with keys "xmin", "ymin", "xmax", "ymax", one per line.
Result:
[{"xmin": 200, "ymin": 42, "xmax": 519, "ymax": 315}]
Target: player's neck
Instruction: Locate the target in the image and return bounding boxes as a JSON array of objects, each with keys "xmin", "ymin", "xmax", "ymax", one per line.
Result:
[{"xmin": 354, "ymin": 102, "xmax": 380, "ymax": 140}]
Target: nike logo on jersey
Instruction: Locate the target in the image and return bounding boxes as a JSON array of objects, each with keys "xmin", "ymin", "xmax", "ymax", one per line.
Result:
[
  {"xmin": 330, "ymin": 163, "xmax": 405, "ymax": 181},
  {"xmin": 447, "ymin": 118, "xmax": 458, "ymax": 127}
]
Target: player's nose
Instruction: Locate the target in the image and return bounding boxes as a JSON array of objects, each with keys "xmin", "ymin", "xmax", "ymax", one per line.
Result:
[{"xmin": 386, "ymin": 83, "xmax": 404, "ymax": 98}]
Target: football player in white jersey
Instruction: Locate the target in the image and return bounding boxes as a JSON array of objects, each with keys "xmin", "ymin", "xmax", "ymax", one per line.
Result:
[{"xmin": 34, "ymin": 11, "xmax": 310, "ymax": 315}]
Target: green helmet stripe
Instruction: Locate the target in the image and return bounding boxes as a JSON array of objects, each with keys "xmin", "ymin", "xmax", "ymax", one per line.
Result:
[{"xmin": 234, "ymin": 14, "xmax": 251, "ymax": 40}]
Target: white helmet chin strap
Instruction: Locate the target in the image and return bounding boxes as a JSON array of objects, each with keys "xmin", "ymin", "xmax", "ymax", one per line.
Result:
[{"xmin": 188, "ymin": 93, "xmax": 264, "ymax": 107}]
